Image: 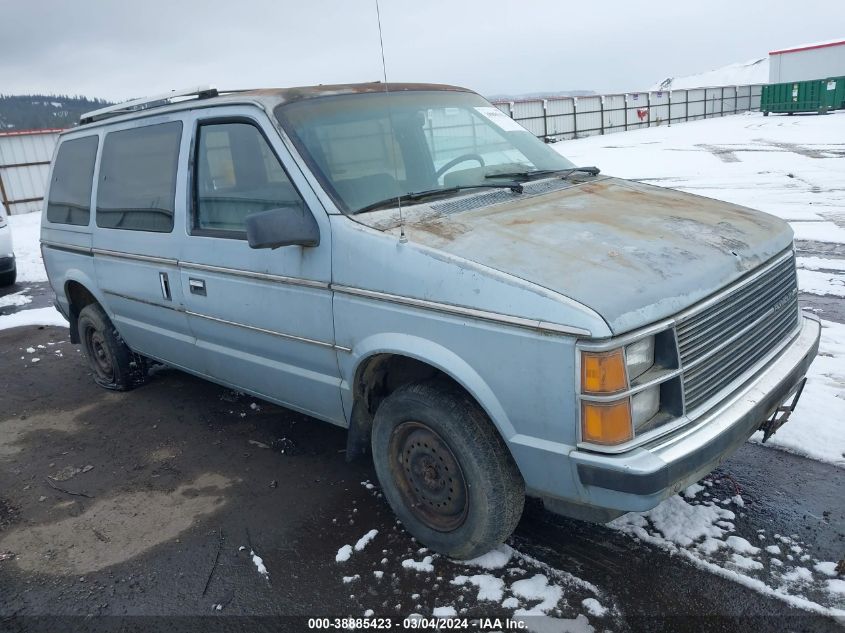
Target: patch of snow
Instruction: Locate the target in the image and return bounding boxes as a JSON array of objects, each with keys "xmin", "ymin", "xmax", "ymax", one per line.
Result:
[
  {"xmin": 731, "ymin": 553, "xmax": 764, "ymax": 571},
  {"xmin": 501, "ymin": 596, "xmax": 520, "ymax": 609},
  {"xmin": 581, "ymin": 597, "xmax": 607, "ymax": 617},
  {"xmin": 402, "ymin": 556, "xmax": 434, "ymax": 573},
  {"xmin": 432, "ymin": 606, "xmax": 456, "ymax": 617},
  {"xmin": 765, "ymin": 545, "xmax": 782, "ymax": 556},
  {"xmin": 725, "ymin": 536, "xmax": 760, "ymax": 555},
  {"xmin": 814, "ymin": 562, "xmax": 838, "ymax": 577},
  {"xmin": 0, "ymin": 291, "xmax": 32, "ymax": 308},
  {"xmin": 461, "ymin": 544, "xmax": 514, "ymax": 570},
  {"xmin": 613, "ymin": 494, "xmax": 734, "ymax": 547},
  {"xmin": 797, "ymin": 269, "xmax": 845, "ymax": 297},
  {"xmin": 511, "ymin": 574, "xmax": 563, "ymax": 616},
  {"xmin": 354, "ymin": 529, "xmax": 378, "ymax": 552},
  {"xmin": 250, "ymin": 549, "xmax": 269, "ymax": 580},
  {"xmin": 342, "ymin": 575, "xmax": 360, "ymax": 584},
  {"xmin": 335, "ymin": 544, "xmax": 353, "ymax": 563},
  {"xmin": 0, "ymin": 306, "xmax": 66, "ymax": 331},
  {"xmin": 683, "ymin": 483, "xmax": 704, "ymax": 499},
  {"xmin": 364, "ymin": 609, "xmax": 374, "ymax": 617},
  {"xmin": 782, "ymin": 567, "xmax": 814, "ymax": 584},
  {"xmin": 798, "ymin": 257, "xmax": 845, "ymax": 273},
  {"xmin": 450, "ymin": 574, "xmax": 505, "ymax": 602},
  {"xmin": 827, "ymin": 579, "xmax": 845, "ymax": 596}
]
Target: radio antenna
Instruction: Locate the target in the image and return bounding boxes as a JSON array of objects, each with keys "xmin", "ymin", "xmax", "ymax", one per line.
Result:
[{"xmin": 375, "ymin": 0, "xmax": 407, "ymax": 243}]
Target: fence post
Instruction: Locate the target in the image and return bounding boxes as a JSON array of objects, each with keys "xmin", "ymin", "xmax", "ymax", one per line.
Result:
[
  {"xmin": 542, "ymin": 99, "xmax": 548, "ymax": 140},
  {"xmin": 599, "ymin": 95, "xmax": 605, "ymax": 135},
  {"xmin": 0, "ymin": 170, "xmax": 10, "ymax": 216},
  {"xmin": 624, "ymin": 94, "xmax": 628, "ymax": 131},
  {"xmin": 685, "ymin": 90, "xmax": 689, "ymax": 122},
  {"xmin": 667, "ymin": 91, "xmax": 671, "ymax": 127},
  {"xmin": 720, "ymin": 87, "xmax": 725, "ymax": 117},
  {"xmin": 572, "ymin": 97, "xmax": 578, "ymax": 139},
  {"xmin": 647, "ymin": 92, "xmax": 652, "ymax": 128}
]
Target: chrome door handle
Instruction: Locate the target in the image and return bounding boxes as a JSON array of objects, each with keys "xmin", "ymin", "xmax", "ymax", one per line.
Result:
[
  {"xmin": 159, "ymin": 272, "xmax": 171, "ymax": 300},
  {"xmin": 189, "ymin": 278, "xmax": 206, "ymax": 296}
]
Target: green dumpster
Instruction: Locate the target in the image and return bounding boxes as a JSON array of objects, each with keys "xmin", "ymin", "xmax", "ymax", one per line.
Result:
[
  {"xmin": 761, "ymin": 77, "xmax": 845, "ymax": 115},
  {"xmin": 822, "ymin": 77, "xmax": 845, "ymax": 112}
]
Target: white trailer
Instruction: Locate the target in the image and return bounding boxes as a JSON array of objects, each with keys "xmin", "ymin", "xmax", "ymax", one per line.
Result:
[{"xmin": 769, "ymin": 39, "xmax": 845, "ymax": 83}]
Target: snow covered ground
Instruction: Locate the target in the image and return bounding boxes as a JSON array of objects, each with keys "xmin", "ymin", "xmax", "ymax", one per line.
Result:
[
  {"xmin": 611, "ymin": 481, "xmax": 845, "ymax": 617},
  {"xmin": 556, "ymin": 110, "xmax": 845, "ymax": 468}
]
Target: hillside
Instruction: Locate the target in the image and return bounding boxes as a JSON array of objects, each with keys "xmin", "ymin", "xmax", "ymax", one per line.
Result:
[{"xmin": 0, "ymin": 95, "xmax": 112, "ymax": 131}]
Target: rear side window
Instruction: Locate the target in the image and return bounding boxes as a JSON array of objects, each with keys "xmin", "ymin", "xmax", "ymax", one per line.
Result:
[
  {"xmin": 193, "ymin": 121, "xmax": 307, "ymax": 236},
  {"xmin": 47, "ymin": 136, "xmax": 98, "ymax": 225},
  {"xmin": 96, "ymin": 121, "xmax": 182, "ymax": 232}
]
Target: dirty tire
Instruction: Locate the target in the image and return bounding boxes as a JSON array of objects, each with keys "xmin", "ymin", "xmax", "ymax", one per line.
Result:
[
  {"xmin": 0, "ymin": 266, "xmax": 15, "ymax": 287},
  {"xmin": 77, "ymin": 303, "xmax": 138, "ymax": 391},
  {"xmin": 372, "ymin": 380, "xmax": 524, "ymax": 559}
]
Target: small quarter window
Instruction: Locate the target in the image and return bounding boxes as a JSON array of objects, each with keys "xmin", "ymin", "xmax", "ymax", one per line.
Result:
[
  {"xmin": 47, "ymin": 136, "xmax": 98, "ymax": 225},
  {"xmin": 96, "ymin": 121, "xmax": 182, "ymax": 232},
  {"xmin": 194, "ymin": 121, "xmax": 307, "ymax": 236}
]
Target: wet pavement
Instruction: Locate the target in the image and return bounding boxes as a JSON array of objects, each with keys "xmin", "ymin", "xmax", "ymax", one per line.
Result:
[{"xmin": 1, "ymin": 319, "xmax": 843, "ymax": 633}]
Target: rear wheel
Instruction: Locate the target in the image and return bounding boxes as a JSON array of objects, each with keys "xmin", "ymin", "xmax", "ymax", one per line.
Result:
[
  {"xmin": 77, "ymin": 303, "xmax": 143, "ymax": 390},
  {"xmin": 371, "ymin": 380, "xmax": 524, "ymax": 559}
]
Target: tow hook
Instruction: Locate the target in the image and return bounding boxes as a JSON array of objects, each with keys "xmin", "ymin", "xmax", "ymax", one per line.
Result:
[{"xmin": 759, "ymin": 378, "xmax": 806, "ymax": 443}]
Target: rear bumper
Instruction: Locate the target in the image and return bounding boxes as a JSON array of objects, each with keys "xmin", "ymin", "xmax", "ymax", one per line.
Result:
[
  {"xmin": 569, "ymin": 313, "xmax": 821, "ymax": 513},
  {"xmin": 0, "ymin": 256, "xmax": 14, "ymax": 274}
]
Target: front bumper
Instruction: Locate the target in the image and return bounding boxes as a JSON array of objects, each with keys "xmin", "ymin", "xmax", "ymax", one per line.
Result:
[{"xmin": 569, "ymin": 313, "xmax": 821, "ymax": 513}]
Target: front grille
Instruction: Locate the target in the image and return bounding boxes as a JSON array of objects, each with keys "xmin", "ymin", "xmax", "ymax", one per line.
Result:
[{"xmin": 676, "ymin": 253, "xmax": 800, "ymax": 413}]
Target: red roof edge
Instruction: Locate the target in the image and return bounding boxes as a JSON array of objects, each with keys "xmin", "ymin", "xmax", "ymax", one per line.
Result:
[
  {"xmin": 769, "ymin": 40, "xmax": 845, "ymax": 55},
  {"xmin": 0, "ymin": 128, "xmax": 66, "ymax": 138}
]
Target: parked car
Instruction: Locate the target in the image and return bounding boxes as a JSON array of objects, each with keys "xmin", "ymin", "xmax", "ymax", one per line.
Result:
[
  {"xmin": 41, "ymin": 84, "xmax": 820, "ymax": 558},
  {"xmin": 0, "ymin": 209, "xmax": 16, "ymax": 286}
]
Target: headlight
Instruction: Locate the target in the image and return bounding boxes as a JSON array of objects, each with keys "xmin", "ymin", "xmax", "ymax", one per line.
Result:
[
  {"xmin": 579, "ymin": 335, "xmax": 660, "ymax": 445},
  {"xmin": 625, "ymin": 337, "xmax": 655, "ymax": 381},
  {"xmin": 631, "ymin": 385, "xmax": 660, "ymax": 428}
]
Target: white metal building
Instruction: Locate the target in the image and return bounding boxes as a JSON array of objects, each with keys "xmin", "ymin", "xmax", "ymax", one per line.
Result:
[
  {"xmin": 0, "ymin": 128, "xmax": 62, "ymax": 215},
  {"xmin": 768, "ymin": 39, "xmax": 845, "ymax": 83}
]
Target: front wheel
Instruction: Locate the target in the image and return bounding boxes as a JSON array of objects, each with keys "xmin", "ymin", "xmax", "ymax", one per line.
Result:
[
  {"xmin": 77, "ymin": 303, "xmax": 144, "ymax": 390},
  {"xmin": 371, "ymin": 380, "xmax": 524, "ymax": 559}
]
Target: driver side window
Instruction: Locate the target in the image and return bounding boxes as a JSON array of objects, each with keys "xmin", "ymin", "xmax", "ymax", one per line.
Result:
[{"xmin": 194, "ymin": 121, "xmax": 306, "ymax": 237}]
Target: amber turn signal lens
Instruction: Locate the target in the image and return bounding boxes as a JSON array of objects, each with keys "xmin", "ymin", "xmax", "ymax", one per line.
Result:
[
  {"xmin": 581, "ymin": 349, "xmax": 627, "ymax": 394},
  {"xmin": 581, "ymin": 400, "xmax": 634, "ymax": 445}
]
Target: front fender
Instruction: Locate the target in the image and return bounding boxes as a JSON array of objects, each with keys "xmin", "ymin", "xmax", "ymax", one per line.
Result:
[{"xmin": 341, "ymin": 332, "xmax": 516, "ymax": 441}]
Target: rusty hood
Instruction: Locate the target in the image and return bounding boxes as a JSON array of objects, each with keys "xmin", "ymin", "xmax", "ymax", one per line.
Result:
[{"xmin": 357, "ymin": 177, "xmax": 794, "ymax": 334}]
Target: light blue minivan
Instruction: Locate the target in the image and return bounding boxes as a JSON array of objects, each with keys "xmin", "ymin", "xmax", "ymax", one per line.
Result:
[{"xmin": 41, "ymin": 84, "xmax": 820, "ymax": 558}]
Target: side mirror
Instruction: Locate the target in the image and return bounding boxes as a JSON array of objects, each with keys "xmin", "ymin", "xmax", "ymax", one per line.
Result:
[{"xmin": 245, "ymin": 206, "xmax": 320, "ymax": 249}]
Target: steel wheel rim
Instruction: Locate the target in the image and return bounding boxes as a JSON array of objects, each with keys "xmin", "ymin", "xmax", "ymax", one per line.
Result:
[
  {"xmin": 389, "ymin": 421, "xmax": 469, "ymax": 532},
  {"xmin": 84, "ymin": 325, "xmax": 114, "ymax": 382}
]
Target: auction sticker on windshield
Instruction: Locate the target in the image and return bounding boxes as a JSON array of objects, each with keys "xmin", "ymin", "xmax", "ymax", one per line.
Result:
[{"xmin": 474, "ymin": 106, "xmax": 526, "ymax": 132}]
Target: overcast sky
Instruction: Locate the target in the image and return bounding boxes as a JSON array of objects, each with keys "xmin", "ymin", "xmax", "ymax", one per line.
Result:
[{"xmin": 1, "ymin": 0, "xmax": 843, "ymax": 101}]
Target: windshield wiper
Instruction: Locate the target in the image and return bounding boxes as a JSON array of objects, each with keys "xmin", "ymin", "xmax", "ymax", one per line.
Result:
[
  {"xmin": 485, "ymin": 166, "xmax": 600, "ymax": 181},
  {"xmin": 354, "ymin": 182, "xmax": 524, "ymax": 214}
]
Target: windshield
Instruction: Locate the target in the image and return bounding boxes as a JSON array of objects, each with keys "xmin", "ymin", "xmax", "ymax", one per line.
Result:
[{"xmin": 274, "ymin": 90, "xmax": 575, "ymax": 214}]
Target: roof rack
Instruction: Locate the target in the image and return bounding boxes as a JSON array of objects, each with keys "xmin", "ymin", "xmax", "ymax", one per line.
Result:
[{"xmin": 79, "ymin": 85, "xmax": 221, "ymax": 125}]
